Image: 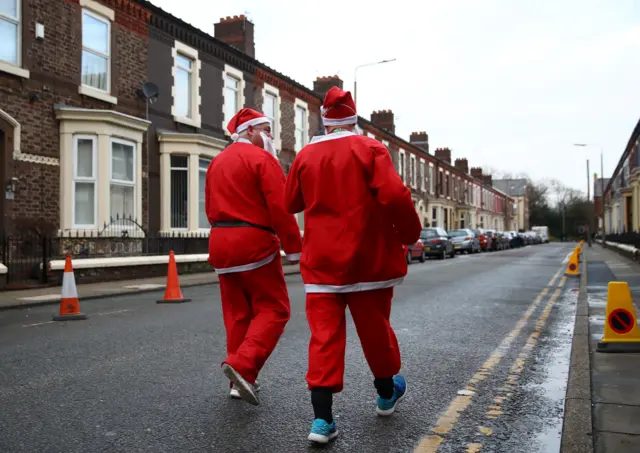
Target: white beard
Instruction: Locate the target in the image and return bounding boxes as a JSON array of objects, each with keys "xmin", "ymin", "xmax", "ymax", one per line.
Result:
[{"xmin": 260, "ymin": 132, "xmax": 277, "ymax": 158}]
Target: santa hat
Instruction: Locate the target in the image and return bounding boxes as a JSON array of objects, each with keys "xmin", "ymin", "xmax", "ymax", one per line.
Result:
[
  {"xmin": 227, "ymin": 108, "xmax": 271, "ymax": 142},
  {"xmin": 321, "ymin": 86, "xmax": 358, "ymax": 127}
]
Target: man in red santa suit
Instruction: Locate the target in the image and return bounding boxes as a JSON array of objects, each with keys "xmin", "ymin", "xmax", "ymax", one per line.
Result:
[
  {"xmin": 206, "ymin": 108, "xmax": 302, "ymax": 406},
  {"xmin": 285, "ymin": 86, "xmax": 422, "ymax": 443}
]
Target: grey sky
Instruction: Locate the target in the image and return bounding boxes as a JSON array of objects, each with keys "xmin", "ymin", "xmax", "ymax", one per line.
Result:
[{"xmin": 152, "ymin": 0, "xmax": 640, "ymax": 194}]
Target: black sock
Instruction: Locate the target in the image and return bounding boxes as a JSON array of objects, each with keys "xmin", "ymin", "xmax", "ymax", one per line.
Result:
[
  {"xmin": 374, "ymin": 377, "xmax": 394, "ymax": 399},
  {"xmin": 311, "ymin": 387, "xmax": 333, "ymax": 423}
]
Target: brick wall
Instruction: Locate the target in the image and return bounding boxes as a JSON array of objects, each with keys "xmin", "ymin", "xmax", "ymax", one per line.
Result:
[{"xmin": 0, "ymin": 0, "xmax": 149, "ymax": 232}]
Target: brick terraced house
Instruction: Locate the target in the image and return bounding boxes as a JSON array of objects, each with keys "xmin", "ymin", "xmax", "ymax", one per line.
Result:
[{"xmin": 0, "ymin": 0, "xmax": 515, "ymax": 288}]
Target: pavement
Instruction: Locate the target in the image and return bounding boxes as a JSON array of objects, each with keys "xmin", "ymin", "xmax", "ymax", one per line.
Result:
[
  {"xmin": 583, "ymin": 244, "xmax": 640, "ymax": 453},
  {"xmin": 0, "ymin": 265, "xmax": 301, "ymax": 310},
  {"xmin": 0, "ymin": 243, "xmax": 588, "ymax": 452}
]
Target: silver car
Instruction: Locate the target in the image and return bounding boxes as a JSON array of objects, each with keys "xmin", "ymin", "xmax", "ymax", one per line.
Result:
[{"xmin": 450, "ymin": 229, "xmax": 481, "ymax": 254}]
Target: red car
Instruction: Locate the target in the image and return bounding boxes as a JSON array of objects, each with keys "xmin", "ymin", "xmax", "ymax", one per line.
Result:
[{"xmin": 403, "ymin": 240, "xmax": 425, "ymax": 264}]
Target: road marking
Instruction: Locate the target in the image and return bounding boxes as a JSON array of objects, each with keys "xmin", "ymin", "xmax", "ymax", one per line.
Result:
[
  {"xmin": 22, "ymin": 309, "xmax": 133, "ymax": 327},
  {"xmin": 469, "ymin": 286, "xmax": 563, "ymax": 452},
  {"xmin": 561, "ymin": 251, "xmax": 573, "ymax": 264},
  {"xmin": 22, "ymin": 321, "xmax": 55, "ymax": 328},
  {"xmin": 413, "ymin": 266, "xmax": 565, "ymax": 453},
  {"xmin": 95, "ymin": 309, "xmax": 133, "ymax": 316}
]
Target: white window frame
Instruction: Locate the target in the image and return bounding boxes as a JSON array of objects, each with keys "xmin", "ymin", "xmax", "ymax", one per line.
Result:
[
  {"xmin": 262, "ymin": 83, "xmax": 281, "ymax": 152},
  {"xmin": 172, "ymin": 40, "xmax": 201, "ymax": 128},
  {"xmin": 420, "ymin": 159, "xmax": 426, "ymax": 192},
  {"xmin": 72, "ymin": 135, "xmax": 98, "ymax": 229},
  {"xmin": 410, "ymin": 154, "xmax": 417, "ymax": 188},
  {"xmin": 0, "ymin": 0, "xmax": 29, "ymax": 78},
  {"xmin": 445, "ymin": 170, "xmax": 451, "ymax": 199},
  {"xmin": 198, "ymin": 157, "xmax": 212, "ymax": 231},
  {"xmin": 429, "ymin": 163, "xmax": 435, "ymax": 194},
  {"xmin": 109, "ymin": 137, "xmax": 137, "ymax": 230},
  {"xmin": 78, "ymin": 2, "xmax": 116, "ymax": 104},
  {"xmin": 169, "ymin": 155, "xmax": 189, "ymax": 232},
  {"xmin": 294, "ymin": 98, "xmax": 309, "ymax": 152},
  {"xmin": 223, "ymin": 64, "xmax": 246, "ymax": 134},
  {"xmin": 399, "ymin": 149, "xmax": 406, "ymax": 182}
]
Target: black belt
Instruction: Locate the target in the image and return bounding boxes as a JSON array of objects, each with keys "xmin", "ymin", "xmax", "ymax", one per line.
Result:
[{"xmin": 211, "ymin": 220, "xmax": 275, "ymax": 235}]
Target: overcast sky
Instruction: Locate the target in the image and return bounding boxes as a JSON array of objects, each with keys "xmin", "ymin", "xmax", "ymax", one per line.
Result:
[{"xmin": 153, "ymin": 0, "xmax": 640, "ymax": 195}]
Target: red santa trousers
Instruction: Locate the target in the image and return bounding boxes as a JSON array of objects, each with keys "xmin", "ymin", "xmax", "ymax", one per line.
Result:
[
  {"xmin": 218, "ymin": 254, "xmax": 291, "ymax": 385},
  {"xmin": 305, "ymin": 287, "xmax": 401, "ymax": 392}
]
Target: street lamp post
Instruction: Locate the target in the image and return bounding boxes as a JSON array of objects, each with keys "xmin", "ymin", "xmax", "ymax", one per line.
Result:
[
  {"xmin": 574, "ymin": 143, "xmax": 605, "ymax": 246},
  {"xmin": 354, "ymin": 58, "xmax": 396, "ymax": 108}
]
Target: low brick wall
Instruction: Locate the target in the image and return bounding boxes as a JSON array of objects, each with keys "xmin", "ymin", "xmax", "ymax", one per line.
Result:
[{"xmin": 50, "ymin": 260, "xmax": 214, "ymax": 285}]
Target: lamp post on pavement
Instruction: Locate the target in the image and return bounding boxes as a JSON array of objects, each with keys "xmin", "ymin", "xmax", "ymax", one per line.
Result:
[
  {"xmin": 574, "ymin": 143, "xmax": 605, "ymax": 247},
  {"xmin": 354, "ymin": 59, "xmax": 396, "ymax": 108}
]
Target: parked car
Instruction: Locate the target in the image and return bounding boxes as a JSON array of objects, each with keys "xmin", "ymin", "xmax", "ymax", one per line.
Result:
[
  {"xmin": 473, "ymin": 228, "xmax": 493, "ymax": 252},
  {"xmin": 403, "ymin": 240, "xmax": 426, "ymax": 264},
  {"xmin": 508, "ymin": 231, "xmax": 525, "ymax": 248},
  {"xmin": 492, "ymin": 231, "xmax": 509, "ymax": 251},
  {"xmin": 450, "ymin": 229, "xmax": 481, "ymax": 254},
  {"xmin": 420, "ymin": 227, "xmax": 455, "ymax": 260},
  {"xmin": 485, "ymin": 230, "xmax": 501, "ymax": 251}
]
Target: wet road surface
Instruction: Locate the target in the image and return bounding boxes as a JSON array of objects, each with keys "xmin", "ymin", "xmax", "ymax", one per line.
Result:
[{"xmin": 0, "ymin": 243, "xmax": 578, "ymax": 452}]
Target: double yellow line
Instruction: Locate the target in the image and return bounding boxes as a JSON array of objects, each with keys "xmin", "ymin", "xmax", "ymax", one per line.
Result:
[{"xmin": 413, "ymin": 267, "xmax": 567, "ymax": 453}]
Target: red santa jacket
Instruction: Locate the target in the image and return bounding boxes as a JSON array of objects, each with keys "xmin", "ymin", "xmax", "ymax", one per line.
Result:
[
  {"xmin": 206, "ymin": 139, "xmax": 302, "ymax": 274},
  {"xmin": 285, "ymin": 131, "xmax": 422, "ymax": 292}
]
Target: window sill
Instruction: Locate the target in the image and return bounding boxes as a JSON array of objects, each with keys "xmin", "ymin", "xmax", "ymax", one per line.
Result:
[
  {"xmin": 174, "ymin": 115, "xmax": 201, "ymax": 129},
  {"xmin": 79, "ymin": 85, "xmax": 118, "ymax": 105},
  {"xmin": 0, "ymin": 61, "xmax": 30, "ymax": 79}
]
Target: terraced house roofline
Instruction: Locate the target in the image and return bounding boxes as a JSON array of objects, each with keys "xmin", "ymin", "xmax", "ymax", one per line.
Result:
[{"xmin": 137, "ymin": 0, "xmax": 511, "ymax": 203}]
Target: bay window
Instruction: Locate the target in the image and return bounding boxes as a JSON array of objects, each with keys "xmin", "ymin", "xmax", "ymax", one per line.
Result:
[
  {"xmin": 110, "ymin": 139, "xmax": 136, "ymax": 221},
  {"xmin": 56, "ymin": 106, "xmax": 149, "ymax": 234},
  {"xmin": 199, "ymin": 157, "xmax": 211, "ymax": 229},
  {"xmin": 170, "ymin": 155, "xmax": 188, "ymax": 229},
  {"xmin": 158, "ymin": 131, "xmax": 226, "ymax": 233},
  {"xmin": 73, "ymin": 136, "xmax": 97, "ymax": 227}
]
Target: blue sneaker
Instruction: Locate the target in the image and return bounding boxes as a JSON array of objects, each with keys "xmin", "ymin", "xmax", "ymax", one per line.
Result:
[
  {"xmin": 307, "ymin": 419, "xmax": 338, "ymax": 444},
  {"xmin": 376, "ymin": 375, "xmax": 407, "ymax": 416}
]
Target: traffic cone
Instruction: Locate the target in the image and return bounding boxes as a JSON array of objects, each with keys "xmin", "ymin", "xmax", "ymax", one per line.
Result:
[
  {"xmin": 565, "ymin": 250, "xmax": 580, "ymax": 277},
  {"xmin": 156, "ymin": 251, "xmax": 191, "ymax": 304},
  {"xmin": 597, "ymin": 282, "xmax": 640, "ymax": 352},
  {"xmin": 53, "ymin": 255, "xmax": 88, "ymax": 321}
]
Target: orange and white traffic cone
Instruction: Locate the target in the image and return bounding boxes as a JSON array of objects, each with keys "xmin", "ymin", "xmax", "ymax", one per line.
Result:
[
  {"xmin": 156, "ymin": 251, "xmax": 191, "ymax": 304},
  {"xmin": 53, "ymin": 255, "xmax": 88, "ymax": 321}
]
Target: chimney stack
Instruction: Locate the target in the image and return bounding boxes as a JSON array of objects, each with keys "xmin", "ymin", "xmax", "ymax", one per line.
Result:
[
  {"xmin": 470, "ymin": 167, "xmax": 483, "ymax": 179},
  {"xmin": 434, "ymin": 147, "xmax": 452, "ymax": 164},
  {"xmin": 410, "ymin": 131, "xmax": 429, "ymax": 153},
  {"xmin": 454, "ymin": 158, "xmax": 469, "ymax": 174},
  {"xmin": 370, "ymin": 110, "xmax": 395, "ymax": 134},
  {"xmin": 483, "ymin": 174, "xmax": 492, "ymax": 186},
  {"xmin": 313, "ymin": 75, "xmax": 343, "ymax": 100},
  {"xmin": 214, "ymin": 15, "xmax": 255, "ymax": 58}
]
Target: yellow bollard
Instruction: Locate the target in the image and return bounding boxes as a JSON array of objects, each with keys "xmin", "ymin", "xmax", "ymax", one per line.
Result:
[{"xmin": 597, "ymin": 282, "xmax": 640, "ymax": 352}]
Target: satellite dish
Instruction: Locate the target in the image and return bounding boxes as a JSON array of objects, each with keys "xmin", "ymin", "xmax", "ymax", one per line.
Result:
[{"xmin": 141, "ymin": 82, "xmax": 159, "ymax": 102}]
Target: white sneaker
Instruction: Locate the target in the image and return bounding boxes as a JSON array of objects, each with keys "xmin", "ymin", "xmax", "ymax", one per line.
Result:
[
  {"xmin": 230, "ymin": 380, "xmax": 260, "ymax": 399},
  {"xmin": 222, "ymin": 364, "xmax": 260, "ymax": 405}
]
